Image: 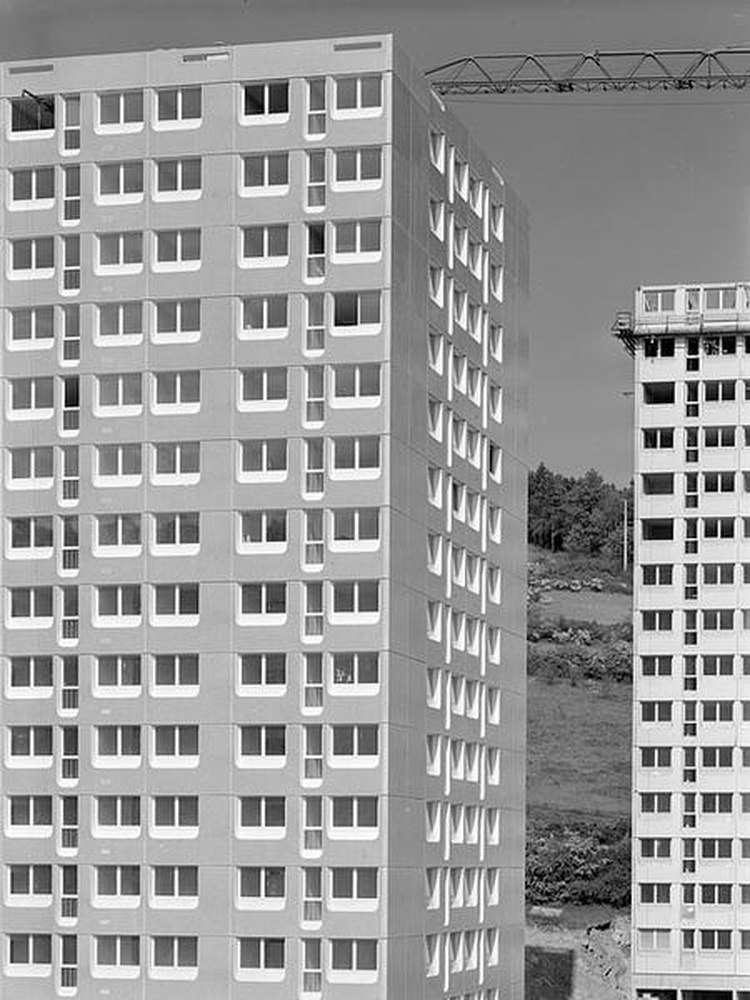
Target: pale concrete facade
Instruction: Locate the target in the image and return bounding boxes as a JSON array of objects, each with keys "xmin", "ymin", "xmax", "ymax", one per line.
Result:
[
  {"xmin": 628, "ymin": 283, "xmax": 750, "ymax": 1000},
  {"xmin": 0, "ymin": 35, "xmax": 528, "ymax": 999}
]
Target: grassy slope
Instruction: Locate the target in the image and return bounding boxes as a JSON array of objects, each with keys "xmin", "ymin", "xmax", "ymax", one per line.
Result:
[
  {"xmin": 527, "ymin": 678, "xmax": 631, "ymax": 822},
  {"xmin": 527, "ymin": 562, "xmax": 632, "ymax": 824}
]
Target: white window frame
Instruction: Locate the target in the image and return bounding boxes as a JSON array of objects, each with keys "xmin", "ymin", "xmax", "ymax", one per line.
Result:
[
  {"xmin": 96, "ymin": 89, "xmax": 144, "ymax": 133},
  {"xmin": 240, "ymin": 295, "xmax": 288, "ymax": 340},
  {"xmin": 328, "ymin": 938, "xmax": 378, "ymax": 982},
  {"xmin": 92, "ymin": 795, "xmax": 141, "ymax": 840},
  {"xmin": 331, "ymin": 290, "xmax": 382, "ymax": 335},
  {"xmin": 237, "ymin": 652, "xmax": 287, "ymax": 698},
  {"xmin": 332, "ymin": 146, "xmax": 383, "ymax": 191},
  {"xmin": 150, "ymin": 865, "xmax": 199, "ymax": 910},
  {"xmin": 7, "ymin": 305, "xmax": 54, "ymax": 350},
  {"xmin": 241, "ymin": 80, "xmax": 290, "ymax": 123},
  {"xmin": 150, "ymin": 583, "xmax": 200, "ymax": 626},
  {"xmin": 237, "ymin": 509, "xmax": 287, "ymax": 554},
  {"xmin": 237, "ymin": 439, "xmax": 288, "ymax": 483},
  {"xmin": 328, "ymin": 867, "xmax": 378, "ymax": 912},
  {"xmin": 328, "ymin": 795, "xmax": 379, "ymax": 840},
  {"xmin": 235, "ymin": 936, "xmax": 286, "ymax": 982},
  {"xmin": 94, "ymin": 443, "xmax": 142, "ymax": 488},
  {"xmin": 8, "ymin": 236, "xmax": 54, "ymax": 280},
  {"xmin": 152, "ymin": 298, "xmax": 201, "ymax": 344},
  {"xmin": 6, "ymin": 795, "xmax": 53, "ymax": 839},
  {"xmin": 151, "ymin": 370, "xmax": 200, "ymax": 415},
  {"xmin": 154, "ymin": 86, "xmax": 202, "ymax": 129},
  {"xmin": 94, "ymin": 373, "xmax": 143, "ymax": 417},
  {"xmin": 7, "ymin": 376, "xmax": 53, "ymax": 421},
  {"xmin": 95, "ymin": 301, "xmax": 143, "ymax": 345},
  {"xmin": 239, "ymin": 224, "xmax": 289, "ymax": 268},
  {"xmin": 150, "ymin": 795, "xmax": 199, "ymax": 840},
  {"xmin": 7, "ymin": 586, "xmax": 53, "ymax": 630},
  {"xmin": 8, "ymin": 165, "xmax": 55, "ymax": 210},
  {"xmin": 6, "ymin": 932, "xmax": 52, "ymax": 976},
  {"xmin": 237, "ymin": 582, "xmax": 287, "ymax": 626},
  {"xmin": 151, "ymin": 441, "xmax": 200, "ymax": 485},
  {"xmin": 7, "ymin": 725, "xmax": 53, "ymax": 769},
  {"xmin": 240, "ymin": 152, "xmax": 290, "ymax": 196},
  {"xmin": 96, "ymin": 160, "xmax": 144, "ymax": 205},
  {"xmin": 331, "ymin": 219, "xmax": 382, "ymax": 263},
  {"xmin": 151, "ymin": 724, "xmax": 199, "ymax": 769},
  {"xmin": 329, "ymin": 724, "xmax": 379, "ymax": 769},
  {"xmin": 329, "ymin": 508, "xmax": 380, "ymax": 553},
  {"xmin": 151, "ymin": 653, "xmax": 200, "ymax": 698},
  {"xmin": 6, "ymin": 656, "xmax": 53, "ymax": 700},
  {"xmin": 236, "ymin": 866, "xmax": 286, "ymax": 911},
  {"xmin": 151, "ymin": 512, "xmax": 200, "ymax": 556},
  {"xmin": 333, "ymin": 74, "xmax": 383, "ymax": 118},
  {"xmin": 153, "ymin": 229, "xmax": 201, "ymax": 272},
  {"xmin": 153, "ymin": 157, "xmax": 202, "ymax": 201},
  {"xmin": 93, "ymin": 584, "xmax": 142, "ymax": 628},
  {"xmin": 92, "ymin": 865, "xmax": 141, "ymax": 909},
  {"xmin": 236, "ymin": 796, "xmax": 286, "ymax": 840},
  {"xmin": 6, "ymin": 515, "xmax": 53, "ymax": 561},
  {"xmin": 6, "ymin": 863, "xmax": 53, "ymax": 908},
  {"xmin": 237, "ymin": 724, "xmax": 287, "ymax": 769},
  {"xmin": 95, "ymin": 231, "xmax": 144, "ymax": 275},
  {"xmin": 331, "ymin": 363, "xmax": 381, "ymax": 409},
  {"xmin": 7, "ymin": 447, "xmax": 53, "ymax": 491},
  {"xmin": 94, "ymin": 654, "xmax": 142, "ymax": 698}
]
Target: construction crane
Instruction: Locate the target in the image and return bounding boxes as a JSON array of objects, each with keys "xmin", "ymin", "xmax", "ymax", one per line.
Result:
[{"xmin": 426, "ymin": 47, "xmax": 750, "ymax": 95}]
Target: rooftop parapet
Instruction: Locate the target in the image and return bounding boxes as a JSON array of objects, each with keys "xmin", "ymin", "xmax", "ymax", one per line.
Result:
[{"xmin": 635, "ymin": 281, "xmax": 750, "ymax": 331}]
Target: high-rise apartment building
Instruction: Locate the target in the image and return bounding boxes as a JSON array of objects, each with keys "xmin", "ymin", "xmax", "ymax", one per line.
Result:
[
  {"xmin": 625, "ymin": 282, "xmax": 750, "ymax": 1000},
  {"xmin": 0, "ymin": 35, "xmax": 528, "ymax": 999}
]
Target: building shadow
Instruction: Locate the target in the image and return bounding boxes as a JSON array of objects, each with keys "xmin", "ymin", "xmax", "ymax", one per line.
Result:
[{"xmin": 525, "ymin": 944, "xmax": 575, "ymax": 1000}]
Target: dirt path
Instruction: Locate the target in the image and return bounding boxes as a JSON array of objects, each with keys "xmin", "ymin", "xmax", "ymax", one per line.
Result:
[{"xmin": 526, "ymin": 914, "xmax": 630, "ymax": 1000}]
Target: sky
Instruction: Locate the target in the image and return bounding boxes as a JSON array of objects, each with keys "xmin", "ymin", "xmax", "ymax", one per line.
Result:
[{"xmin": 3, "ymin": 0, "xmax": 750, "ymax": 483}]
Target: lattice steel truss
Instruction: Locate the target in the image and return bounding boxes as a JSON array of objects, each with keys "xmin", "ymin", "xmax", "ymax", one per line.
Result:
[{"xmin": 427, "ymin": 48, "xmax": 750, "ymax": 95}]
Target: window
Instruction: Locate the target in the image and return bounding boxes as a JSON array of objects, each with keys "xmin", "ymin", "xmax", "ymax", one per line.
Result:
[
  {"xmin": 330, "ymin": 868, "xmax": 378, "ymax": 902},
  {"xmin": 643, "ymin": 427, "xmax": 674, "ymax": 449},
  {"xmin": 642, "ymin": 473, "xmax": 673, "ymax": 495},
  {"xmin": 243, "ymin": 81, "xmax": 289, "ymax": 118},
  {"xmin": 239, "ymin": 439, "xmax": 287, "ymax": 478},
  {"xmin": 10, "ymin": 93, "xmax": 55, "ymax": 132},
  {"xmin": 702, "ymin": 609, "xmax": 734, "ymax": 630},
  {"xmin": 703, "ymin": 563, "xmax": 734, "ymax": 585},
  {"xmin": 96, "ymin": 301, "xmax": 143, "ymax": 342},
  {"xmin": 240, "ymin": 583, "xmax": 286, "ymax": 617},
  {"xmin": 332, "ymin": 291, "xmax": 381, "ymax": 330},
  {"xmin": 641, "ymin": 656, "xmax": 671, "ymax": 676},
  {"xmin": 9, "ymin": 237, "xmax": 54, "ymax": 276},
  {"xmin": 238, "ymin": 867, "xmax": 285, "ymax": 903},
  {"xmin": 94, "ymin": 795, "xmax": 141, "ymax": 832},
  {"xmin": 642, "ymin": 564, "xmax": 672, "ymax": 586},
  {"xmin": 153, "ymin": 441, "xmax": 200, "ymax": 480},
  {"xmin": 7, "ymin": 863, "xmax": 52, "ymax": 902},
  {"xmin": 335, "ymin": 74, "xmax": 382, "ymax": 114},
  {"xmin": 240, "ymin": 368, "xmax": 288, "ymax": 408},
  {"xmin": 332, "ymin": 436, "xmax": 380, "ymax": 474},
  {"xmin": 638, "ymin": 929, "xmax": 671, "ymax": 952},
  {"xmin": 641, "ymin": 792, "xmax": 671, "ymax": 814},
  {"xmin": 8, "ymin": 587, "xmax": 53, "ymax": 624},
  {"xmin": 153, "ymin": 653, "xmax": 199, "ymax": 691},
  {"xmin": 153, "ymin": 725, "xmax": 199, "ymax": 764},
  {"xmin": 154, "ymin": 299, "xmax": 200, "ymax": 342},
  {"xmin": 331, "ymin": 580, "xmax": 379, "ymax": 615},
  {"xmin": 155, "ymin": 158, "xmax": 202, "ymax": 198},
  {"xmin": 7, "ymin": 795, "xmax": 52, "ymax": 834},
  {"xmin": 641, "ymin": 701, "xmax": 672, "ymax": 723},
  {"xmin": 239, "ymin": 653, "xmax": 286, "ymax": 690},
  {"xmin": 10, "ymin": 166, "xmax": 54, "ymax": 205},
  {"xmin": 702, "ymin": 701, "xmax": 734, "ymax": 722},
  {"xmin": 154, "ymin": 229, "xmax": 201, "ymax": 269},
  {"xmin": 704, "ymin": 425, "xmax": 735, "ymax": 447},
  {"xmin": 97, "ymin": 161, "xmax": 144, "ymax": 200},
  {"xmin": 643, "ymin": 382, "xmax": 675, "ymax": 405},
  {"xmin": 7, "ymin": 515, "xmax": 53, "ymax": 557},
  {"xmin": 156, "ymin": 86, "xmax": 201, "ymax": 124},
  {"xmin": 331, "ymin": 508, "xmax": 379, "ymax": 547},
  {"xmin": 96, "ymin": 373, "xmax": 142, "ymax": 414},
  {"xmin": 6, "ymin": 933, "xmax": 52, "ymax": 969},
  {"xmin": 330, "ymin": 938, "xmax": 377, "ymax": 971},
  {"xmin": 705, "ymin": 379, "xmax": 736, "ymax": 401},
  {"xmin": 331, "ymin": 725, "xmax": 378, "ymax": 759},
  {"xmin": 96, "ymin": 654, "xmax": 141, "ymax": 692},
  {"xmin": 330, "ymin": 796, "xmax": 378, "ymax": 830},
  {"xmin": 241, "ymin": 224, "xmax": 289, "ymax": 265},
  {"xmin": 95, "ymin": 584, "xmax": 141, "ymax": 622},
  {"xmin": 241, "ymin": 295, "xmax": 288, "ymax": 339},
  {"xmin": 704, "ymin": 471, "xmax": 735, "ymax": 493},
  {"xmin": 153, "ymin": 584, "xmax": 199, "ymax": 620},
  {"xmin": 7, "ymin": 655, "xmax": 53, "ymax": 696},
  {"xmin": 95, "ymin": 444, "xmax": 142, "ymax": 483},
  {"xmin": 703, "ymin": 517, "xmax": 734, "ymax": 539},
  {"xmin": 238, "ymin": 796, "xmax": 286, "ymax": 833},
  {"xmin": 152, "ymin": 866, "xmax": 198, "ymax": 904},
  {"xmin": 642, "ymin": 519, "xmax": 673, "ymax": 541},
  {"xmin": 7, "ymin": 446, "xmax": 53, "ymax": 488},
  {"xmin": 8, "ymin": 376, "xmax": 53, "ymax": 418},
  {"xmin": 96, "ymin": 231, "xmax": 143, "ymax": 271},
  {"xmin": 96, "ymin": 725, "xmax": 141, "ymax": 761},
  {"xmin": 332, "ymin": 219, "xmax": 382, "ymax": 259},
  {"xmin": 641, "ymin": 747, "xmax": 672, "ymax": 768},
  {"xmin": 8, "ymin": 725, "xmax": 53, "ymax": 763},
  {"xmin": 98, "ymin": 89, "xmax": 144, "ymax": 129},
  {"xmin": 152, "ymin": 512, "xmax": 200, "ymax": 552},
  {"xmin": 94, "ymin": 865, "xmax": 140, "ymax": 901},
  {"xmin": 242, "ymin": 152, "xmax": 289, "ymax": 192},
  {"xmin": 8, "ymin": 305, "xmax": 54, "ymax": 347},
  {"xmin": 639, "ymin": 838, "xmax": 671, "ymax": 859},
  {"xmin": 334, "ymin": 146, "xmax": 382, "ymax": 187},
  {"xmin": 152, "ymin": 370, "xmax": 200, "ymax": 411},
  {"xmin": 700, "ymin": 929, "xmax": 732, "ymax": 950},
  {"xmin": 152, "ymin": 796, "xmax": 199, "ymax": 833},
  {"xmin": 238, "ymin": 937, "xmax": 285, "ymax": 971},
  {"xmin": 239, "ymin": 510, "xmax": 286, "ymax": 547},
  {"xmin": 332, "ymin": 364, "xmax": 381, "ymax": 404},
  {"xmin": 239, "ymin": 725, "xmax": 286, "ymax": 763},
  {"xmin": 94, "ymin": 934, "xmax": 140, "ymax": 972}
]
